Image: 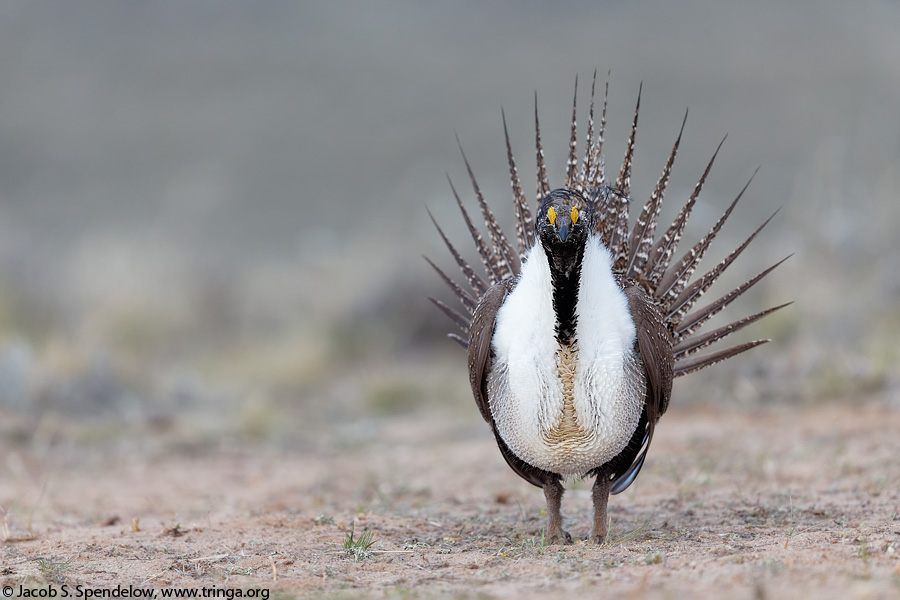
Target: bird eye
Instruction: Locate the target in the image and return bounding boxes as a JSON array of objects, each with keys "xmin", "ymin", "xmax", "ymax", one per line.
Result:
[
  {"xmin": 548, "ymin": 207, "xmax": 556, "ymax": 225},
  {"xmin": 571, "ymin": 207, "xmax": 579, "ymax": 224}
]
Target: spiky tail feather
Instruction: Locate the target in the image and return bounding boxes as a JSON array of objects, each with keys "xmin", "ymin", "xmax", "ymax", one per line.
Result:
[{"xmin": 429, "ymin": 76, "xmax": 788, "ymax": 374}]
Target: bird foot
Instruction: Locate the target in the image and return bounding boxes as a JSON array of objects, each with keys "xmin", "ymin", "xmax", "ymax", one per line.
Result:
[
  {"xmin": 588, "ymin": 530, "xmax": 607, "ymax": 545},
  {"xmin": 547, "ymin": 527, "xmax": 573, "ymax": 545},
  {"xmin": 588, "ymin": 520, "xmax": 609, "ymax": 544}
]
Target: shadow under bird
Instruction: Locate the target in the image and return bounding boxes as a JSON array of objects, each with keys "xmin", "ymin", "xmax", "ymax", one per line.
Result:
[{"xmin": 428, "ymin": 73, "xmax": 791, "ymax": 544}]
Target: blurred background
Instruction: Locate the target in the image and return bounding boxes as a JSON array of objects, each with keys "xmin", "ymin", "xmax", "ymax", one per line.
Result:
[{"xmin": 0, "ymin": 0, "xmax": 898, "ymax": 454}]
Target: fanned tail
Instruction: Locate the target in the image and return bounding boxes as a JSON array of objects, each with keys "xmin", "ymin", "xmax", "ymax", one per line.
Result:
[
  {"xmin": 608, "ymin": 83, "xmax": 641, "ymax": 255},
  {"xmin": 656, "ymin": 168, "xmax": 760, "ymax": 303},
  {"xmin": 664, "ymin": 210, "xmax": 784, "ymax": 326},
  {"xmin": 673, "ymin": 339, "xmax": 770, "ymax": 377},
  {"xmin": 673, "ymin": 302, "xmax": 792, "ymax": 360},
  {"xmin": 446, "ymin": 176, "xmax": 500, "ymax": 286},
  {"xmin": 640, "ymin": 135, "xmax": 727, "ymax": 288},
  {"xmin": 456, "ymin": 135, "xmax": 520, "ymax": 278},
  {"xmin": 535, "ymin": 93, "xmax": 551, "ymax": 202},
  {"xmin": 430, "ymin": 76, "xmax": 787, "ymax": 378},
  {"xmin": 502, "ymin": 108, "xmax": 533, "ymax": 260},
  {"xmin": 564, "ymin": 76, "xmax": 579, "ymax": 191},
  {"xmin": 586, "ymin": 71, "xmax": 610, "ymax": 192},
  {"xmin": 674, "ymin": 254, "xmax": 792, "ymax": 337},
  {"xmin": 575, "ymin": 70, "xmax": 598, "ymax": 195},
  {"xmin": 426, "ymin": 208, "xmax": 485, "ymax": 298},
  {"xmin": 428, "ymin": 134, "xmax": 523, "ymax": 346},
  {"xmin": 624, "ymin": 109, "xmax": 687, "ymax": 279}
]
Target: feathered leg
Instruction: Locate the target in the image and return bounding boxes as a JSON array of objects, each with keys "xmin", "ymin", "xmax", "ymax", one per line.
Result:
[
  {"xmin": 543, "ymin": 479, "xmax": 572, "ymax": 544},
  {"xmin": 590, "ymin": 470, "xmax": 612, "ymax": 544}
]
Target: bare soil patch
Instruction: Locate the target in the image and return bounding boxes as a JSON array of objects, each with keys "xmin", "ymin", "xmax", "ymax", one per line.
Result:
[{"xmin": 2, "ymin": 402, "xmax": 899, "ymax": 599}]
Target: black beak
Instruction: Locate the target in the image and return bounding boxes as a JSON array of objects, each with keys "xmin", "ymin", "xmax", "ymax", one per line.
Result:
[{"xmin": 556, "ymin": 221, "xmax": 569, "ymax": 242}]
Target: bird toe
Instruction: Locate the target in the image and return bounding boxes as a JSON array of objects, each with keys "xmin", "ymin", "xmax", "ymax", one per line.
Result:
[{"xmin": 548, "ymin": 528, "xmax": 573, "ymax": 545}]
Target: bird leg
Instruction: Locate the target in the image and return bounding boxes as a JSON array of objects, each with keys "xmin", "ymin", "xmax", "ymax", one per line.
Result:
[
  {"xmin": 542, "ymin": 478, "xmax": 572, "ymax": 544},
  {"xmin": 590, "ymin": 471, "xmax": 612, "ymax": 544}
]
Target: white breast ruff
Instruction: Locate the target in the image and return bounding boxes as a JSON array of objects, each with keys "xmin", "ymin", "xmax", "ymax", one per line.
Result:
[{"xmin": 489, "ymin": 236, "xmax": 646, "ymax": 475}]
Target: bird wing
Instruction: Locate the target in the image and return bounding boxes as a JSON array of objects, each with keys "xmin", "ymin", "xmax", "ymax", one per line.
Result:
[
  {"xmin": 466, "ymin": 279, "xmax": 514, "ymax": 423},
  {"xmin": 625, "ymin": 282, "xmax": 674, "ymax": 420},
  {"xmin": 609, "ymin": 282, "xmax": 675, "ymax": 494}
]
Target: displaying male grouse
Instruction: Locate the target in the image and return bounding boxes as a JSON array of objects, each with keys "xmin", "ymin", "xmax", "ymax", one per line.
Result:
[{"xmin": 428, "ymin": 73, "xmax": 789, "ymax": 544}]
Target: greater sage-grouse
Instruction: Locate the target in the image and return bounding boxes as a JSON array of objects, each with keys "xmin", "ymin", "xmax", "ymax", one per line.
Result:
[{"xmin": 428, "ymin": 74, "xmax": 789, "ymax": 544}]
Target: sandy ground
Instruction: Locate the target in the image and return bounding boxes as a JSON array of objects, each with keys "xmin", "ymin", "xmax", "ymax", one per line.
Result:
[{"xmin": 2, "ymin": 401, "xmax": 899, "ymax": 599}]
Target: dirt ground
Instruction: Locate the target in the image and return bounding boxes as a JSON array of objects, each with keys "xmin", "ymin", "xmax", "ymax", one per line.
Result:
[{"xmin": 2, "ymin": 401, "xmax": 899, "ymax": 599}]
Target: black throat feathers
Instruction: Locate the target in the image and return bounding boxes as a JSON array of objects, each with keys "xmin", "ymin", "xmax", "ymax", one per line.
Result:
[{"xmin": 547, "ymin": 242, "xmax": 585, "ymax": 346}]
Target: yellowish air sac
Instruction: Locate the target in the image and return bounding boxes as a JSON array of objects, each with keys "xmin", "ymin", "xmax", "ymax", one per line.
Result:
[
  {"xmin": 548, "ymin": 206, "xmax": 556, "ymax": 225},
  {"xmin": 571, "ymin": 206, "xmax": 579, "ymax": 224}
]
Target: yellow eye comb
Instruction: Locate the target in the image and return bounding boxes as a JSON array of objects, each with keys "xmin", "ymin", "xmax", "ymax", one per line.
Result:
[
  {"xmin": 548, "ymin": 206, "xmax": 556, "ymax": 225},
  {"xmin": 571, "ymin": 207, "xmax": 579, "ymax": 224}
]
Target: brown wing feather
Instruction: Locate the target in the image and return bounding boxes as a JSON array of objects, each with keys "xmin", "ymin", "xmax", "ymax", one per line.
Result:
[
  {"xmin": 625, "ymin": 283, "xmax": 674, "ymax": 419},
  {"xmin": 605, "ymin": 283, "xmax": 674, "ymax": 491},
  {"xmin": 467, "ymin": 280, "xmax": 514, "ymax": 423}
]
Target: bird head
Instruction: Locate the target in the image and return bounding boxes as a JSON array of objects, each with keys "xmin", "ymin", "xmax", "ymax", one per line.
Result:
[{"xmin": 536, "ymin": 189, "xmax": 591, "ymax": 250}]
